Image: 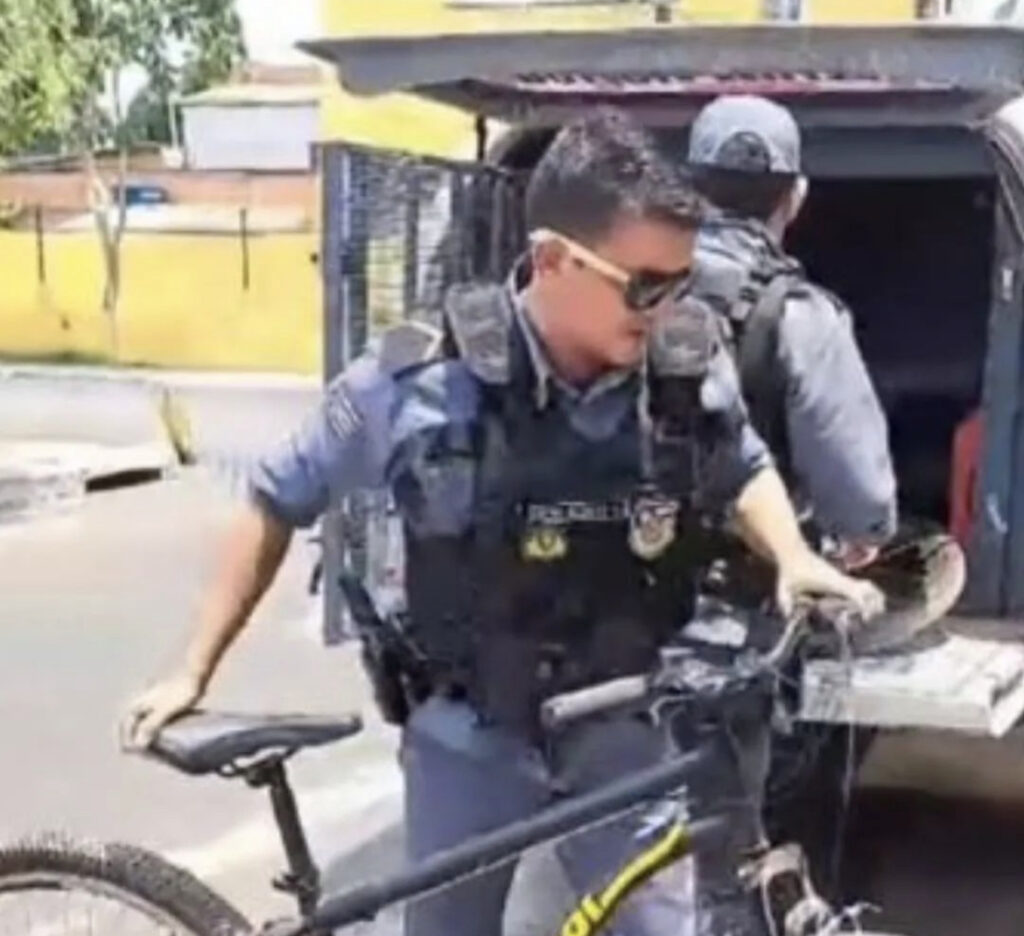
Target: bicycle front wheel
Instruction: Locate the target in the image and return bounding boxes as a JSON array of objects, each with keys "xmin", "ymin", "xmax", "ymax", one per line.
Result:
[{"xmin": 0, "ymin": 833, "xmax": 251, "ymax": 936}]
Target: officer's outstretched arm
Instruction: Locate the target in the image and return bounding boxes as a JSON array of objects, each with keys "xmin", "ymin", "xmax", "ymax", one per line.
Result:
[
  {"xmin": 122, "ymin": 500, "xmax": 292, "ymax": 749},
  {"xmin": 733, "ymin": 467, "xmax": 884, "ymax": 619},
  {"xmin": 121, "ymin": 357, "xmax": 388, "ymax": 750}
]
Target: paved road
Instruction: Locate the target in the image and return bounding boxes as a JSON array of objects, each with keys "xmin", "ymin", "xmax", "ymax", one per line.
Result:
[
  {"xmin": 0, "ymin": 468, "xmax": 581, "ymax": 933},
  {"xmin": 2, "ymin": 374, "xmax": 1024, "ymax": 935}
]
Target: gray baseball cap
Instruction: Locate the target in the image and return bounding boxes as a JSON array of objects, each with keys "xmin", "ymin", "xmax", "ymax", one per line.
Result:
[{"xmin": 688, "ymin": 95, "xmax": 801, "ymax": 175}]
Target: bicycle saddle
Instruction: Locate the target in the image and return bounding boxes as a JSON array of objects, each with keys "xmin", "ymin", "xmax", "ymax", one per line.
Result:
[{"xmin": 145, "ymin": 710, "xmax": 363, "ymax": 776}]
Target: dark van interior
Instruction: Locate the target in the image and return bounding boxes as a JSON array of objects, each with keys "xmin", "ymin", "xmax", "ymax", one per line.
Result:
[{"xmin": 789, "ymin": 174, "xmax": 994, "ymax": 524}]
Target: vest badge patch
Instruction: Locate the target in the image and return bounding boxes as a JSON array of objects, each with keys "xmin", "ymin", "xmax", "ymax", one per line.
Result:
[
  {"xmin": 521, "ymin": 524, "xmax": 569, "ymax": 562},
  {"xmin": 628, "ymin": 495, "xmax": 679, "ymax": 561}
]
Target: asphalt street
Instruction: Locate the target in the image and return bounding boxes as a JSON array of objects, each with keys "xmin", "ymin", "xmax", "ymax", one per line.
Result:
[{"xmin": 2, "ymin": 376, "xmax": 1024, "ymax": 935}]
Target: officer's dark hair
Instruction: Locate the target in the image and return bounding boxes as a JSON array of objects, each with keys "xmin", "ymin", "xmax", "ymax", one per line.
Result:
[
  {"xmin": 691, "ymin": 166, "xmax": 796, "ymax": 222},
  {"xmin": 526, "ymin": 108, "xmax": 702, "ymax": 245}
]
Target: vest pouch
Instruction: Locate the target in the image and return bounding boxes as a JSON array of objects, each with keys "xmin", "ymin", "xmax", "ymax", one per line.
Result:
[
  {"xmin": 407, "ymin": 457, "xmax": 475, "ymax": 538},
  {"xmin": 469, "ymin": 634, "xmax": 561, "ymax": 730}
]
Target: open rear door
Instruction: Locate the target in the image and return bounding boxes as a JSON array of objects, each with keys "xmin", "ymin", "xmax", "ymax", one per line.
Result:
[
  {"xmin": 796, "ymin": 95, "xmax": 1024, "ymax": 738},
  {"xmin": 318, "ymin": 141, "xmax": 525, "ymax": 644},
  {"xmin": 975, "ymin": 95, "xmax": 1024, "ymax": 617}
]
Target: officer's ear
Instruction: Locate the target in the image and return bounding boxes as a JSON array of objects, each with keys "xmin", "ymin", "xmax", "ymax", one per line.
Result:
[{"xmin": 530, "ymin": 236, "xmax": 570, "ymax": 279}]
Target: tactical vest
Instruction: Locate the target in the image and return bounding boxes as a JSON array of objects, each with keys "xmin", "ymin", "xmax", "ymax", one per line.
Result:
[
  {"xmin": 692, "ymin": 218, "xmax": 844, "ymax": 606},
  {"xmin": 384, "ymin": 283, "xmax": 715, "ymax": 732},
  {"xmin": 693, "ymin": 218, "xmax": 809, "ymax": 474}
]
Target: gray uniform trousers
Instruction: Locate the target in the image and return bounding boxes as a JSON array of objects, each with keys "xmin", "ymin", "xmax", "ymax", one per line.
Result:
[{"xmin": 400, "ymin": 695, "xmax": 771, "ymax": 936}]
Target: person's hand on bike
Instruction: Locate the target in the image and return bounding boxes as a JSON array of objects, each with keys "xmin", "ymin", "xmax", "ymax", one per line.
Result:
[
  {"xmin": 831, "ymin": 538, "xmax": 880, "ymax": 572},
  {"xmin": 774, "ymin": 547, "xmax": 885, "ymax": 622},
  {"xmin": 120, "ymin": 670, "xmax": 205, "ymax": 751}
]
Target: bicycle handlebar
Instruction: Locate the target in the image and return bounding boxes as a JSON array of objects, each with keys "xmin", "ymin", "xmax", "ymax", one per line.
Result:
[
  {"xmin": 540, "ymin": 597, "xmax": 861, "ymax": 732},
  {"xmin": 540, "ymin": 675, "xmax": 650, "ymax": 731}
]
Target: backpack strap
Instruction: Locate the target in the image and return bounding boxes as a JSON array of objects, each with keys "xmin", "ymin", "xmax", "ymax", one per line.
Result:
[{"xmin": 735, "ymin": 272, "xmax": 799, "ymax": 473}]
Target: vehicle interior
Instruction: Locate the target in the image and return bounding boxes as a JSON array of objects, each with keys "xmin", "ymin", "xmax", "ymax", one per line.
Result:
[{"xmin": 789, "ymin": 173, "xmax": 994, "ymax": 524}]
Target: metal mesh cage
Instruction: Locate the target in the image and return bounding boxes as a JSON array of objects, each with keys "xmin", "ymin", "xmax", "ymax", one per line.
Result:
[
  {"xmin": 320, "ymin": 142, "xmax": 527, "ymax": 642},
  {"xmin": 322, "ymin": 142, "xmax": 527, "ymax": 371}
]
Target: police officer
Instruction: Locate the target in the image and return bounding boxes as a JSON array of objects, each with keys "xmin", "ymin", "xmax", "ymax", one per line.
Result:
[
  {"xmin": 683, "ymin": 95, "xmax": 898, "ymax": 896},
  {"xmin": 123, "ymin": 109, "xmax": 881, "ymax": 936},
  {"xmin": 686, "ymin": 95, "xmax": 897, "ymax": 565}
]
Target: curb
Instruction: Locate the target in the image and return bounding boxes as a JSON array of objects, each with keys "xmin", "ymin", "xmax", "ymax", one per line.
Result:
[
  {"xmin": 0, "ymin": 364, "xmax": 319, "ymax": 392},
  {"xmin": 0, "ymin": 441, "xmax": 179, "ymax": 525},
  {"xmin": 0, "ymin": 453, "xmax": 87, "ymax": 525},
  {"xmin": 0, "ymin": 365, "xmax": 322, "ymax": 524}
]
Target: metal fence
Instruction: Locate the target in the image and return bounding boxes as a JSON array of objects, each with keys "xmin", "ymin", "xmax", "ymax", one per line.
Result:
[{"xmin": 319, "ymin": 142, "xmax": 527, "ymax": 642}]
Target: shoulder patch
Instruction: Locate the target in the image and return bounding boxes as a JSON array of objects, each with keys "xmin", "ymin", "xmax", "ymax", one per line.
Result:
[
  {"xmin": 325, "ymin": 377, "xmax": 363, "ymax": 439},
  {"xmin": 378, "ymin": 320, "xmax": 444, "ymax": 376}
]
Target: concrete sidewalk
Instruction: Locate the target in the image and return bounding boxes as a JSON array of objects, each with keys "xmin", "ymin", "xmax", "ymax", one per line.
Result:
[
  {"xmin": 0, "ymin": 364, "xmax": 321, "ymax": 522},
  {"xmin": 0, "ymin": 362, "xmax": 319, "ymax": 392}
]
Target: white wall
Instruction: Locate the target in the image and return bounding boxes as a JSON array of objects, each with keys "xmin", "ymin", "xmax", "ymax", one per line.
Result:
[
  {"xmin": 945, "ymin": 0, "xmax": 1023, "ymax": 20},
  {"xmin": 182, "ymin": 104, "xmax": 317, "ymax": 171}
]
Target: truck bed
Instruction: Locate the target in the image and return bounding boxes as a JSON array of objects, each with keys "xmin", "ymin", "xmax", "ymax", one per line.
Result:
[{"xmin": 800, "ymin": 617, "xmax": 1024, "ymax": 736}]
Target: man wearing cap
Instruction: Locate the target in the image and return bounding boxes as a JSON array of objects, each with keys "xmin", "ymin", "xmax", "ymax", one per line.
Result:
[
  {"xmin": 682, "ymin": 94, "xmax": 897, "ymax": 883},
  {"xmin": 686, "ymin": 93, "xmax": 896, "ymax": 567}
]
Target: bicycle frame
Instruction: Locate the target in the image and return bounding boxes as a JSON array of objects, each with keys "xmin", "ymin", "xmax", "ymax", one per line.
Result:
[
  {"xmin": 556, "ymin": 815, "xmax": 693, "ymax": 936},
  {"xmin": 263, "ymin": 603, "xmax": 848, "ymax": 936},
  {"xmin": 265, "ymin": 744, "xmax": 723, "ymax": 936}
]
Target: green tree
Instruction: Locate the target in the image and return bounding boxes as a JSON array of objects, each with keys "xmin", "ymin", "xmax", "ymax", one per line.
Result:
[
  {"xmin": 0, "ymin": 0, "xmax": 80, "ymax": 156},
  {"xmin": 0, "ymin": 0, "xmax": 245, "ymax": 354}
]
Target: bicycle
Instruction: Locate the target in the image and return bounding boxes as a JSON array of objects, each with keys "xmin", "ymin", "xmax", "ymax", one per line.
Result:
[{"xmin": 0, "ymin": 599, "xmax": 897, "ymax": 936}]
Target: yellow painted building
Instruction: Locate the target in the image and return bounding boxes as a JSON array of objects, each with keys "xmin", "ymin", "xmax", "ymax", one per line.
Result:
[{"xmin": 319, "ymin": 0, "xmax": 918, "ymax": 157}]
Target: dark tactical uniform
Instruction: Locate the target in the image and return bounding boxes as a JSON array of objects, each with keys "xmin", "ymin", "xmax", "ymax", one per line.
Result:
[
  {"xmin": 250, "ymin": 272, "xmax": 774, "ymax": 936},
  {"xmin": 680, "ymin": 95, "xmax": 895, "ymax": 654},
  {"xmin": 684, "ymin": 96, "xmax": 898, "ymax": 888}
]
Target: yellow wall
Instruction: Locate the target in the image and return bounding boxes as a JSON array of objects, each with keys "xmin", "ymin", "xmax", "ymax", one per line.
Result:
[
  {"xmin": 807, "ymin": 0, "xmax": 914, "ymax": 19},
  {"xmin": 319, "ymin": 0, "xmax": 918, "ymax": 156},
  {"xmin": 0, "ymin": 0, "xmax": 921, "ymax": 372},
  {"xmin": 0, "ymin": 230, "xmax": 322, "ymax": 373}
]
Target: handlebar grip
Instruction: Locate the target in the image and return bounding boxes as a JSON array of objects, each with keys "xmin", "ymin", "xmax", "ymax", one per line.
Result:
[{"xmin": 540, "ymin": 675, "xmax": 649, "ymax": 731}]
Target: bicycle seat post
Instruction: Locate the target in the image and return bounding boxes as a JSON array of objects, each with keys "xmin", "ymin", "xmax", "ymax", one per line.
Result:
[{"xmin": 244, "ymin": 756, "xmax": 321, "ymax": 920}]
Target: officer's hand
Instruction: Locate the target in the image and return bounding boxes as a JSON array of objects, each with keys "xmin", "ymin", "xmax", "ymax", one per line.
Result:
[
  {"xmin": 833, "ymin": 540, "xmax": 880, "ymax": 572},
  {"xmin": 120, "ymin": 671, "xmax": 205, "ymax": 751},
  {"xmin": 775, "ymin": 549, "xmax": 885, "ymax": 621}
]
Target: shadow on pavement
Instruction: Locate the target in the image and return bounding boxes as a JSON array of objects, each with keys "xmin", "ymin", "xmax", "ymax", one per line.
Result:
[
  {"xmin": 319, "ymin": 786, "xmax": 1024, "ymax": 936},
  {"xmin": 844, "ymin": 787, "xmax": 1024, "ymax": 936}
]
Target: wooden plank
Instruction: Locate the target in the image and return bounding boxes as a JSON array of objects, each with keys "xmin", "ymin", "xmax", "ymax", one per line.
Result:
[{"xmin": 800, "ymin": 619, "xmax": 1024, "ymax": 736}]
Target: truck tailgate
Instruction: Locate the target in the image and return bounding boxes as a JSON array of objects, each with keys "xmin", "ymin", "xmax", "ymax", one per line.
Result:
[{"xmin": 799, "ymin": 617, "xmax": 1024, "ymax": 736}]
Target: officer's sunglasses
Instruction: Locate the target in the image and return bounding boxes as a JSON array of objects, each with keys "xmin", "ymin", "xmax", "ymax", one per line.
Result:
[{"xmin": 529, "ymin": 228, "xmax": 693, "ymax": 314}]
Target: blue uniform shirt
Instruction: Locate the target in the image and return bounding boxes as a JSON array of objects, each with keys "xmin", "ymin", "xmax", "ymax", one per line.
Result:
[
  {"xmin": 695, "ymin": 220, "xmax": 897, "ymax": 544},
  {"xmin": 249, "ymin": 288, "xmax": 772, "ymax": 530}
]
